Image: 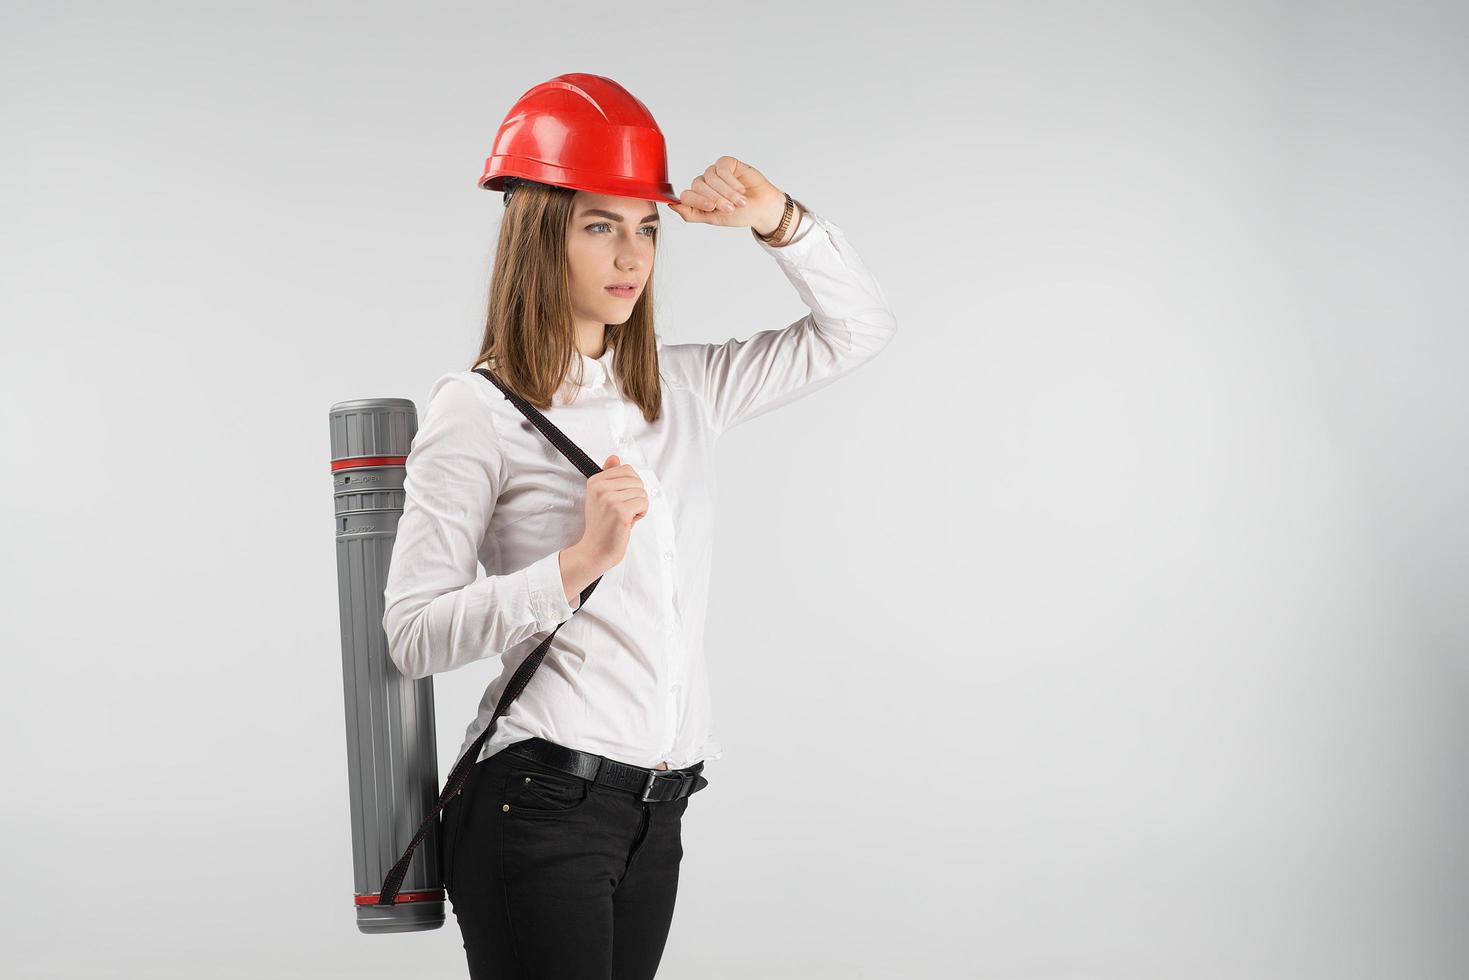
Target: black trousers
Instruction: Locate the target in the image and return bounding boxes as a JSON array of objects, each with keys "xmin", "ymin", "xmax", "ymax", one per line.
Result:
[{"xmin": 441, "ymin": 739, "xmax": 702, "ymax": 979}]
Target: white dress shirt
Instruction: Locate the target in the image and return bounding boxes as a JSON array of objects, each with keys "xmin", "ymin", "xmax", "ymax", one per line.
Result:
[{"xmin": 381, "ymin": 203, "xmax": 897, "ymax": 770}]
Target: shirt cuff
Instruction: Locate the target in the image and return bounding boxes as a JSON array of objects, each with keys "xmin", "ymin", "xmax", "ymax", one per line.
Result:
[{"xmin": 525, "ymin": 549, "xmax": 577, "ymax": 627}]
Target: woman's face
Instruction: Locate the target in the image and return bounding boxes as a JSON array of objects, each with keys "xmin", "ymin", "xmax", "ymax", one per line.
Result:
[{"xmin": 565, "ymin": 191, "xmax": 659, "ymax": 329}]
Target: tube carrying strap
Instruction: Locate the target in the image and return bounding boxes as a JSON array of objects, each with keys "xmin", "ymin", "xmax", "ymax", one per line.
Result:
[{"xmin": 376, "ymin": 367, "xmax": 605, "ymax": 906}]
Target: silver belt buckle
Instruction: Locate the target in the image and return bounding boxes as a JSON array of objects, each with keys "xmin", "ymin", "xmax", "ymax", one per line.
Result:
[{"xmin": 641, "ymin": 768, "xmax": 689, "ymax": 802}]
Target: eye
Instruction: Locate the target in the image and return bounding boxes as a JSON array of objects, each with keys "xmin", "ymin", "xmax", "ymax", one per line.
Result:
[{"xmin": 586, "ymin": 222, "xmax": 658, "ymax": 239}]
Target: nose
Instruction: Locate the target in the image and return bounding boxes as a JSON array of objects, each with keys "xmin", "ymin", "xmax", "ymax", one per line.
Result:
[{"xmin": 616, "ymin": 236, "xmax": 647, "ymax": 269}]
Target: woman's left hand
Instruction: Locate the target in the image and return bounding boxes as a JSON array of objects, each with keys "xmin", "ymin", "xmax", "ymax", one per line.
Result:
[{"xmin": 668, "ymin": 156, "xmax": 785, "ymax": 236}]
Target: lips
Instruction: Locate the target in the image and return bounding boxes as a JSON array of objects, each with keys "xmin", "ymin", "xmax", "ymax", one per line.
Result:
[{"xmin": 605, "ymin": 284, "xmax": 637, "ymax": 298}]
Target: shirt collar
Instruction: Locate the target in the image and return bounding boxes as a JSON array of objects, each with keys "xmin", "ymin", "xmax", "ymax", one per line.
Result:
[{"xmin": 563, "ymin": 341, "xmax": 617, "ymax": 392}]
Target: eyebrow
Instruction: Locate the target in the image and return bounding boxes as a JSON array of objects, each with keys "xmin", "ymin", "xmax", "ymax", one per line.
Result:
[{"xmin": 580, "ymin": 208, "xmax": 660, "ymax": 224}]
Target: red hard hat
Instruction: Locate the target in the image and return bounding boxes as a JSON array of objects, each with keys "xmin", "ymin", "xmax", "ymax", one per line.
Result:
[{"xmin": 479, "ymin": 73, "xmax": 680, "ymax": 206}]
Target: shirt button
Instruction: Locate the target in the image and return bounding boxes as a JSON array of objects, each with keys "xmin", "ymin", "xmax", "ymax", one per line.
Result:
[
  {"xmin": 651, "ymin": 487, "xmax": 660, "ymax": 497},
  {"xmin": 662, "ymin": 550, "xmax": 673, "ymax": 560}
]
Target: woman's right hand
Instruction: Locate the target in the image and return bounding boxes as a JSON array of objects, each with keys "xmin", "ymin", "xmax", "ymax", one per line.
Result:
[{"xmin": 575, "ymin": 455, "xmax": 648, "ymax": 573}]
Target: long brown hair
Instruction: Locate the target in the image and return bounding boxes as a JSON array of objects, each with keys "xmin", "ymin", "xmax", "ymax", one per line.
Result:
[{"xmin": 469, "ymin": 181, "xmax": 664, "ymax": 424}]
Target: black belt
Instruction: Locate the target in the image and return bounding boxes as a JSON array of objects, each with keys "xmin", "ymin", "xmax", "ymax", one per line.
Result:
[{"xmin": 500, "ymin": 737, "xmax": 709, "ymax": 803}]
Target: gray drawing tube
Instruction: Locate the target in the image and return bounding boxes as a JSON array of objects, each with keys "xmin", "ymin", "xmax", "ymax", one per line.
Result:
[{"xmin": 328, "ymin": 396, "xmax": 444, "ymax": 934}]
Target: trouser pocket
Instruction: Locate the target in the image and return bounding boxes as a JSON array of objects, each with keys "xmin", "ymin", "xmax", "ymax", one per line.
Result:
[{"xmin": 500, "ymin": 757, "xmax": 593, "ymax": 815}]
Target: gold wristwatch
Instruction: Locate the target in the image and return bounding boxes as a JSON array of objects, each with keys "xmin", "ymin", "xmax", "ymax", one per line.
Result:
[{"xmin": 752, "ymin": 192, "xmax": 797, "ymax": 245}]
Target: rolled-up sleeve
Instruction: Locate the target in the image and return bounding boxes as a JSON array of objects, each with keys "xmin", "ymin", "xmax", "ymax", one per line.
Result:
[
  {"xmin": 381, "ymin": 372, "xmax": 575, "ymax": 680},
  {"xmin": 694, "ymin": 204, "xmax": 898, "ymax": 435}
]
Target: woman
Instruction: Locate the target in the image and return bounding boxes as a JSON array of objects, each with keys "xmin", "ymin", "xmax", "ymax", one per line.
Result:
[{"xmin": 381, "ymin": 75, "xmax": 896, "ymax": 979}]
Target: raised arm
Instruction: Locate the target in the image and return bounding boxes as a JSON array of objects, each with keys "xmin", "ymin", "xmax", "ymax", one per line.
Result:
[{"xmin": 691, "ymin": 203, "xmax": 897, "ymax": 435}]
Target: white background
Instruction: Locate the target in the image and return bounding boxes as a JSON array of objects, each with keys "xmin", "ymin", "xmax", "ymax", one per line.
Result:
[{"xmin": 3, "ymin": 2, "xmax": 1466, "ymax": 978}]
